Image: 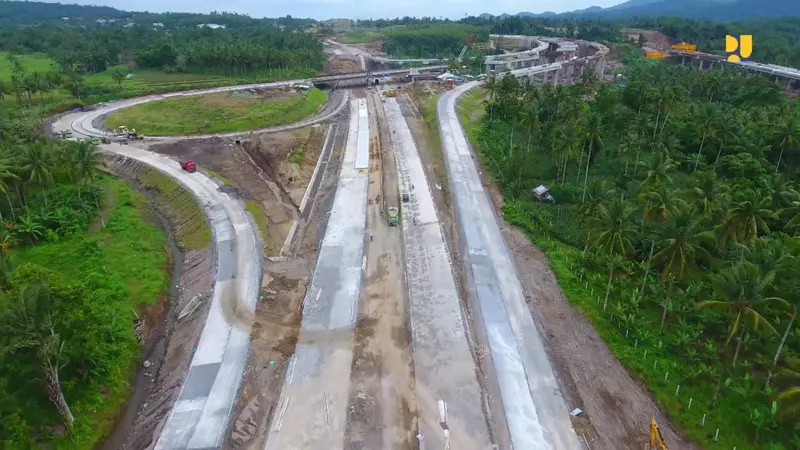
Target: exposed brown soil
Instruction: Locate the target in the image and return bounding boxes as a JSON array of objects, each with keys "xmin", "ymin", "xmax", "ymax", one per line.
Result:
[
  {"xmin": 323, "ymin": 57, "xmax": 362, "ymax": 75},
  {"xmin": 227, "ymin": 263, "xmax": 309, "ymax": 450},
  {"xmin": 401, "ymin": 85, "xmax": 510, "ymax": 448},
  {"xmin": 146, "ymin": 127, "xmax": 325, "ymax": 256},
  {"xmin": 622, "ymin": 28, "xmax": 673, "ymax": 52},
  {"xmin": 224, "ymin": 109, "xmax": 350, "ymax": 448},
  {"xmin": 101, "ymin": 155, "xmax": 215, "ymax": 450},
  {"xmin": 343, "ymin": 89, "xmax": 417, "ymax": 450}
]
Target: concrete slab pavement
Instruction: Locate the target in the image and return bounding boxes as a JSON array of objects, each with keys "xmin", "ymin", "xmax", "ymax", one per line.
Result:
[
  {"xmin": 262, "ymin": 99, "xmax": 370, "ymax": 450},
  {"xmin": 438, "ymin": 83, "xmax": 581, "ymax": 450},
  {"xmin": 384, "ymin": 97, "xmax": 492, "ymax": 450}
]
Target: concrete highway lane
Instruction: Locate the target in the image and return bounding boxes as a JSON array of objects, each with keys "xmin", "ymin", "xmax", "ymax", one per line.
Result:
[
  {"xmin": 262, "ymin": 98, "xmax": 370, "ymax": 450},
  {"xmin": 438, "ymin": 83, "xmax": 581, "ymax": 450},
  {"xmin": 54, "ymin": 111, "xmax": 262, "ymax": 449},
  {"xmin": 49, "ymin": 127, "xmax": 261, "ymax": 449},
  {"xmin": 383, "ymin": 97, "xmax": 492, "ymax": 450}
]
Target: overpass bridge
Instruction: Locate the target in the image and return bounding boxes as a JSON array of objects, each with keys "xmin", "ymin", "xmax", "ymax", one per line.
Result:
[{"xmin": 669, "ymin": 49, "xmax": 800, "ymax": 90}]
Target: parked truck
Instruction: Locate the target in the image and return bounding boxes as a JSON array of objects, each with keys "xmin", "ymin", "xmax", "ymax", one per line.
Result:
[{"xmin": 388, "ymin": 207, "xmax": 399, "ymax": 226}]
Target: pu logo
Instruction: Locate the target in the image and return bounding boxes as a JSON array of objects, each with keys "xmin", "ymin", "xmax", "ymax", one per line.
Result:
[{"xmin": 726, "ymin": 35, "xmax": 752, "ymax": 62}]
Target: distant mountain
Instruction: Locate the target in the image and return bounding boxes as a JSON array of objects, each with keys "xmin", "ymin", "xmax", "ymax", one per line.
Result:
[{"xmin": 480, "ymin": 0, "xmax": 800, "ymax": 22}]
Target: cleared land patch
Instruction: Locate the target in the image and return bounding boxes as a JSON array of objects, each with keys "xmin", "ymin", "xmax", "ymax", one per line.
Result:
[{"xmin": 105, "ymin": 87, "xmax": 328, "ymax": 136}]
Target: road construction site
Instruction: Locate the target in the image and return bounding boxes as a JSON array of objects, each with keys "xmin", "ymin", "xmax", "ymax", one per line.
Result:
[{"xmin": 49, "ymin": 36, "xmax": 701, "ymax": 450}]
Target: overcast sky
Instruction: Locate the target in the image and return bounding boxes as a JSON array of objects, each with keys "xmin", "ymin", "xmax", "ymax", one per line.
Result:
[{"xmin": 40, "ymin": 0, "xmax": 623, "ymax": 20}]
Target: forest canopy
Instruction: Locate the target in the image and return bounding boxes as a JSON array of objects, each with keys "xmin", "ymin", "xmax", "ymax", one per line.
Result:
[{"xmin": 472, "ymin": 59, "xmax": 800, "ymax": 448}]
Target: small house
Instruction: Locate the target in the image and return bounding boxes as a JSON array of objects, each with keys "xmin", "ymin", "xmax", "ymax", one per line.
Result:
[{"xmin": 532, "ymin": 185, "xmax": 554, "ymax": 202}]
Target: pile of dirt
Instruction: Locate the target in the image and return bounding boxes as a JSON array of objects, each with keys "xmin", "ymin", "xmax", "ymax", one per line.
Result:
[
  {"xmin": 102, "ymin": 155, "xmax": 216, "ymax": 450},
  {"xmin": 622, "ymin": 28, "xmax": 673, "ymax": 52},
  {"xmin": 148, "ymin": 134, "xmax": 302, "ymax": 255},
  {"xmin": 323, "ymin": 57, "xmax": 362, "ymax": 75}
]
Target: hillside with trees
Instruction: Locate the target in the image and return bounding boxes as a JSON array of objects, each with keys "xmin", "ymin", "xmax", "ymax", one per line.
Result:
[
  {"xmin": 469, "ymin": 59, "xmax": 800, "ymax": 448},
  {"xmin": 0, "ymin": 94, "xmax": 175, "ymax": 447},
  {"xmin": 0, "ymin": 24, "xmax": 325, "ymax": 78},
  {"xmin": 380, "ymin": 24, "xmax": 490, "ymax": 59},
  {"xmin": 0, "ymin": 0, "xmax": 315, "ymax": 28}
]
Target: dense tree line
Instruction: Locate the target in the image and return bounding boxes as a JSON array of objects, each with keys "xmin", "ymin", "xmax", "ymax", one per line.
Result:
[
  {"xmin": 381, "ymin": 24, "xmax": 489, "ymax": 59},
  {"xmin": 0, "ymin": 24, "xmax": 325, "ymax": 77},
  {"xmin": 460, "ymin": 14, "xmax": 800, "ymax": 68},
  {"xmin": 475, "ymin": 59, "xmax": 800, "ymax": 447},
  {"xmin": 628, "ymin": 16, "xmax": 800, "ymax": 69},
  {"xmin": 0, "ymin": 0, "xmax": 315, "ymax": 29}
]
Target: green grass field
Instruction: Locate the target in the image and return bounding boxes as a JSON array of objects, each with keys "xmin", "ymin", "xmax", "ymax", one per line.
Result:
[
  {"xmin": 13, "ymin": 178, "xmax": 170, "ymax": 449},
  {"xmin": 337, "ymin": 28, "xmax": 385, "ymax": 44},
  {"xmin": 0, "ymin": 51, "xmax": 319, "ymax": 114},
  {"xmin": 0, "ymin": 52, "xmax": 56, "ymax": 79},
  {"xmin": 105, "ymin": 88, "xmax": 328, "ymax": 135}
]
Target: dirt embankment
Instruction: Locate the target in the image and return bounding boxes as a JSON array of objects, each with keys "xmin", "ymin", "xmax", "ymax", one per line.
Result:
[
  {"xmin": 147, "ymin": 126, "xmax": 326, "ymax": 256},
  {"xmin": 225, "ymin": 113, "xmax": 350, "ymax": 449},
  {"xmin": 101, "ymin": 155, "xmax": 215, "ymax": 450}
]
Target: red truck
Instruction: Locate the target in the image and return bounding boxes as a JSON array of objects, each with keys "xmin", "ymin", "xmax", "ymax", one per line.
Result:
[{"xmin": 181, "ymin": 160, "xmax": 197, "ymax": 173}]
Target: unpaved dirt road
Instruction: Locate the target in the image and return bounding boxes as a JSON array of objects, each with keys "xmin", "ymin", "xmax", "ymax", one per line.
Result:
[
  {"xmin": 262, "ymin": 99, "xmax": 370, "ymax": 450},
  {"xmin": 383, "ymin": 92, "xmax": 493, "ymax": 450},
  {"xmin": 342, "ymin": 88, "xmax": 417, "ymax": 450}
]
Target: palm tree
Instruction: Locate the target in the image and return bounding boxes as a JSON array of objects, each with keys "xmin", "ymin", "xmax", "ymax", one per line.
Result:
[
  {"xmin": 19, "ymin": 141, "xmax": 53, "ymax": 207},
  {"xmin": 637, "ymin": 219, "xmax": 660, "ymax": 295},
  {"xmin": 698, "ymin": 262, "xmax": 789, "ymax": 406},
  {"xmin": 639, "ymin": 185, "xmax": 686, "ymax": 223},
  {"xmin": 693, "ymin": 104, "xmax": 719, "ymax": 172},
  {"xmin": 0, "ymin": 151, "xmax": 19, "ymax": 221},
  {"xmin": 718, "ymin": 194, "xmax": 776, "ymax": 246},
  {"xmin": 586, "ymin": 200, "xmax": 638, "ymax": 310},
  {"xmin": 654, "ymin": 210, "xmax": 714, "ymax": 331},
  {"xmin": 776, "ymin": 358, "xmax": 800, "ymax": 427},
  {"xmin": 688, "ymin": 171, "xmax": 725, "ymax": 218},
  {"xmin": 638, "ymin": 152, "xmax": 675, "ymax": 189},
  {"xmin": 483, "ymin": 75, "xmax": 499, "ymax": 121},
  {"xmin": 0, "ymin": 283, "xmax": 75, "ymax": 426},
  {"xmin": 713, "ymin": 113, "xmax": 740, "ymax": 168},
  {"xmin": 769, "ymin": 176, "xmax": 800, "ymax": 211},
  {"xmin": 581, "ymin": 113, "xmax": 604, "ymax": 202},
  {"xmin": 773, "ymin": 114, "xmax": 800, "ymax": 174}
]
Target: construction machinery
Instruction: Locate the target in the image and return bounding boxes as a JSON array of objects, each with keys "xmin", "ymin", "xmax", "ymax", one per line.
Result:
[
  {"xmin": 649, "ymin": 417, "xmax": 668, "ymax": 450},
  {"xmin": 671, "ymin": 42, "xmax": 697, "ymax": 52},
  {"xmin": 181, "ymin": 160, "xmax": 197, "ymax": 173},
  {"xmin": 115, "ymin": 125, "xmax": 143, "ymax": 140},
  {"xmin": 387, "ymin": 207, "xmax": 399, "ymax": 226},
  {"xmin": 457, "ymin": 33, "xmax": 478, "ymax": 61}
]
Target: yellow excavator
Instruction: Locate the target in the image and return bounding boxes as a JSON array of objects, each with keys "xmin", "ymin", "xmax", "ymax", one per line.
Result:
[{"xmin": 649, "ymin": 417, "xmax": 668, "ymax": 450}]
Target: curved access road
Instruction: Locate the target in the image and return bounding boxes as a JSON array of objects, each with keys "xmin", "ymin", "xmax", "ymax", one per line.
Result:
[
  {"xmin": 437, "ymin": 78, "xmax": 580, "ymax": 449},
  {"xmin": 53, "ymin": 112, "xmax": 262, "ymax": 449}
]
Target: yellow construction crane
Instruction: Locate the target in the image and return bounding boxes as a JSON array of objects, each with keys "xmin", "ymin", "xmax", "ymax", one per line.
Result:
[{"xmin": 649, "ymin": 417, "xmax": 668, "ymax": 450}]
